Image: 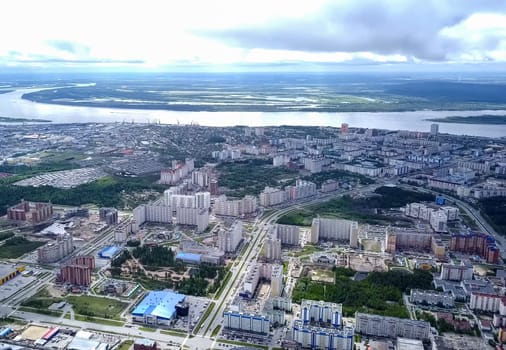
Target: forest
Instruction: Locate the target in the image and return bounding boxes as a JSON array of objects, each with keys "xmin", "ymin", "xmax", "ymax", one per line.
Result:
[{"xmin": 292, "ymin": 268, "xmax": 433, "ymax": 318}]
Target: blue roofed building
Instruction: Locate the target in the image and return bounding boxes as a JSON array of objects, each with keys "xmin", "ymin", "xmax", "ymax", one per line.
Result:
[
  {"xmin": 176, "ymin": 252, "xmax": 201, "ymax": 264},
  {"xmin": 132, "ymin": 290, "xmax": 186, "ymax": 326},
  {"xmin": 98, "ymin": 245, "xmax": 121, "ymax": 259}
]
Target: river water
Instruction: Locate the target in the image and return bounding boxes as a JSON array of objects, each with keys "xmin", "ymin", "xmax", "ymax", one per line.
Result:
[{"xmin": 1, "ymin": 89, "xmax": 505, "ymax": 138}]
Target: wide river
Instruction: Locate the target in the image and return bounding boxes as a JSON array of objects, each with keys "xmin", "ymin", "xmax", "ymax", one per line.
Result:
[{"xmin": 1, "ymin": 89, "xmax": 506, "ymax": 138}]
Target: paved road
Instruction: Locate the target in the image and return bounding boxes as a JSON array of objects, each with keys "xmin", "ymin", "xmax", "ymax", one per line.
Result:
[{"xmin": 198, "ymin": 184, "xmax": 380, "ymax": 344}]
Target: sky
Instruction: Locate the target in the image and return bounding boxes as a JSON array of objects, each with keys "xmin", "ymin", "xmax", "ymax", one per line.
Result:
[{"xmin": 2, "ymin": 0, "xmax": 506, "ymax": 72}]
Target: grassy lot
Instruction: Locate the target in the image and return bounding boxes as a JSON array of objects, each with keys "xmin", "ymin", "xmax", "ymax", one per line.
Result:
[
  {"xmin": 278, "ymin": 186, "xmax": 432, "ymax": 226},
  {"xmin": 211, "ymin": 325, "xmax": 221, "ymax": 338},
  {"xmin": 160, "ymin": 329, "xmax": 187, "ymax": 337},
  {"xmin": 21, "ymin": 287, "xmax": 63, "ymax": 309},
  {"xmin": 288, "ymin": 244, "xmax": 323, "ymax": 257},
  {"xmin": 0, "ymin": 236, "xmax": 45, "ymax": 258},
  {"xmin": 73, "ymin": 314, "xmax": 125, "ymax": 326},
  {"xmin": 139, "ymin": 326, "xmax": 156, "ymax": 332},
  {"xmin": 0, "ymin": 317, "xmax": 26, "ymax": 326},
  {"xmin": 117, "ymin": 340, "xmax": 134, "ymax": 350},
  {"xmin": 66, "ymin": 295, "xmax": 128, "ymax": 320},
  {"xmin": 0, "ymin": 231, "xmax": 14, "ymax": 241},
  {"xmin": 18, "ymin": 306, "xmax": 63, "ymax": 317}
]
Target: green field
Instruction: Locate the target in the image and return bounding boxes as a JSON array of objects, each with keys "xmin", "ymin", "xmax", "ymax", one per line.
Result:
[
  {"xmin": 139, "ymin": 326, "xmax": 156, "ymax": 332},
  {"xmin": 160, "ymin": 329, "xmax": 187, "ymax": 337},
  {"xmin": 0, "ymin": 231, "xmax": 14, "ymax": 241},
  {"xmin": 278, "ymin": 186, "xmax": 432, "ymax": 226},
  {"xmin": 117, "ymin": 340, "xmax": 134, "ymax": 350},
  {"xmin": 21, "ymin": 288, "xmax": 63, "ymax": 309},
  {"xmin": 0, "ymin": 236, "xmax": 45, "ymax": 259},
  {"xmin": 66, "ymin": 295, "xmax": 128, "ymax": 320},
  {"xmin": 288, "ymin": 244, "xmax": 323, "ymax": 257}
]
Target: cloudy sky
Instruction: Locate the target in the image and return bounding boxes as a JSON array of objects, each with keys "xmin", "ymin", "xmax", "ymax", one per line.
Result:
[{"xmin": 2, "ymin": 0, "xmax": 506, "ymax": 71}]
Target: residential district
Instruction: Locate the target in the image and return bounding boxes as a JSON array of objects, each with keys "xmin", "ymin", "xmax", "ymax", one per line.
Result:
[{"xmin": 0, "ymin": 122, "xmax": 505, "ymax": 350}]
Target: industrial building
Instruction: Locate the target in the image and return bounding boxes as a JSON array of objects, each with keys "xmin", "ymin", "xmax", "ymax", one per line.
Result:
[
  {"xmin": 355, "ymin": 312, "xmax": 430, "ymax": 340},
  {"xmin": 132, "ymin": 290, "xmax": 186, "ymax": 326},
  {"xmin": 0, "ymin": 265, "xmax": 25, "ymax": 286},
  {"xmin": 223, "ymin": 311, "xmax": 270, "ymax": 334},
  {"xmin": 37, "ymin": 232, "xmax": 74, "ymax": 263},
  {"xmin": 310, "ymin": 218, "xmax": 358, "ymax": 247}
]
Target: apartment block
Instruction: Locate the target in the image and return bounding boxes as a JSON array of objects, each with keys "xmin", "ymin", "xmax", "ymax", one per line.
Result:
[
  {"xmin": 410, "ymin": 289, "xmax": 455, "ymax": 308},
  {"xmin": 293, "ymin": 320, "xmax": 354, "ymax": 350},
  {"xmin": 37, "ymin": 233, "xmax": 74, "ymax": 263},
  {"xmin": 218, "ymin": 221, "xmax": 243, "ymax": 253},
  {"xmin": 214, "ymin": 195, "xmax": 257, "ymax": 217},
  {"xmin": 440, "ymin": 262, "xmax": 474, "ymax": 281},
  {"xmin": 260, "ymin": 187, "xmax": 287, "ymax": 207},
  {"xmin": 7, "ymin": 200, "xmax": 53, "ymax": 223},
  {"xmin": 311, "ymin": 218, "xmax": 358, "ymax": 247},
  {"xmin": 355, "ymin": 313, "xmax": 430, "ymax": 340},
  {"xmin": 450, "ymin": 232, "xmax": 500, "ymax": 264},
  {"xmin": 274, "ymin": 224, "xmax": 300, "ymax": 246},
  {"xmin": 175, "ymin": 207, "xmax": 209, "ymax": 233}
]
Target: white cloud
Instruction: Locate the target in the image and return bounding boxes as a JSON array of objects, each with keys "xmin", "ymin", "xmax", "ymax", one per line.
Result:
[{"xmin": 0, "ymin": 0, "xmax": 505, "ymax": 69}]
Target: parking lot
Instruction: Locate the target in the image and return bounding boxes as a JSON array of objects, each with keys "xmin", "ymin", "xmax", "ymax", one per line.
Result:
[
  {"xmin": 0, "ymin": 272, "xmax": 37, "ymax": 302},
  {"xmin": 172, "ymin": 295, "xmax": 211, "ymax": 331}
]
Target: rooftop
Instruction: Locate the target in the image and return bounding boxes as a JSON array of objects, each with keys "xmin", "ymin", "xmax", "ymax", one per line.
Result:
[
  {"xmin": 175, "ymin": 252, "xmax": 201, "ymax": 263},
  {"xmin": 0, "ymin": 265, "xmax": 19, "ymax": 278},
  {"xmin": 132, "ymin": 290, "xmax": 185, "ymax": 320}
]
